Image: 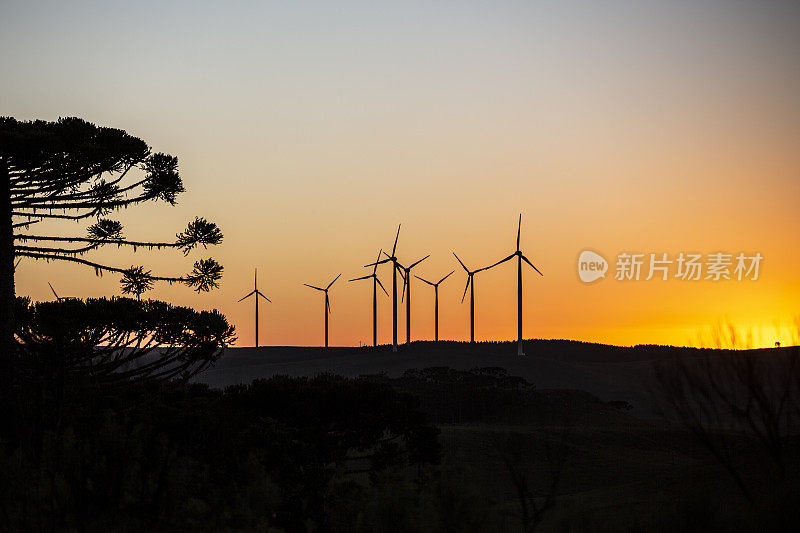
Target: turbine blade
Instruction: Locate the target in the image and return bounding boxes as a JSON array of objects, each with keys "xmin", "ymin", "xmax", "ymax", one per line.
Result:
[
  {"xmin": 410, "ymin": 254, "xmax": 430, "ymax": 269},
  {"xmin": 237, "ymin": 290, "xmax": 256, "ymax": 302},
  {"xmin": 327, "ymin": 273, "xmax": 341, "ymax": 289},
  {"xmin": 438, "ymin": 270, "xmax": 455, "ymax": 284},
  {"xmin": 453, "ymin": 252, "xmax": 468, "ymax": 272},
  {"xmin": 521, "ymin": 254, "xmax": 543, "ymax": 276},
  {"xmin": 517, "ymin": 214, "xmax": 521, "ymax": 251},
  {"xmin": 304, "ymin": 283, "xmax": 324, "ymax": 291},
  {"xmin": 327, "ymin": 297, "xmax": 332, "ymax": 314},
  {"xmin": 364, "ymin": 258, "xmax": 390, "ymax": 268},
  {"xmin": 48, "ymin": 282, "xmax": 60, "ymax": 300},
  {"xmin": 373, "ymin": 249, "xmax": 382, "ymax": 274},
  {"xmin": 486, "ymin": 253, "xmax": 515, "ymax": 271},
  {"xmin": 415, "ymin": 275, "xmax": 434, "ymax": 286},
  {"xmin": 392, "ymin": 224, "xmax": 400, "ymax": 256},
  {"xmin": 375, "ymin": 276, "xmax": 389, "ymax": 297},
  {"xmin": 257, "ymin": 291, "xmax": 272, "ymax": 302},
  {"xmin": 461, "ymin": 276, "xmax": 471, "ymax": 303},
  {"xmin": 401, "ymin": 277, "xmax": 407, "ymax": 302},
  {"xmin": 349, "ymin": 274, "xmax": 372, "ymax": 282}
]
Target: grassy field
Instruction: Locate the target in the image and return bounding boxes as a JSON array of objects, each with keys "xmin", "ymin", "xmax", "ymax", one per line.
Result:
[{"xmin": 436, "ymin": 421, "xmax": 756, "ymax": 531}]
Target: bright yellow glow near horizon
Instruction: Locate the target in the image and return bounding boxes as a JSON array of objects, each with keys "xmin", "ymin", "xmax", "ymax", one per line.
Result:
[{"xmin": 4, "ymin": 1, "xmax": 799, "ymax": 348}]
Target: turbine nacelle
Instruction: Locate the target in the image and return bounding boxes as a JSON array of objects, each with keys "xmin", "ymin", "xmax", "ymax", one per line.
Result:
[
  {"xmin": 484, "ymin": 216, "xmax": 543, "ymax": 277},
  {"xmin": 304, "ymin": 273, "xmax": 341, "ymax": 315},
  {"xmin": 415, "ymin": 269, "xmax": 454, "ymax": 288},
  {"xmin": 453, "ymin": 252, "xmax": 490, "ymax": 302},
  {"xmin": 350, "ymin": 249, "xmax": 389, "ymax": 297},
  {"xmin": 399, "ymin": 254, "xmax": 428, "ymax": 302}
]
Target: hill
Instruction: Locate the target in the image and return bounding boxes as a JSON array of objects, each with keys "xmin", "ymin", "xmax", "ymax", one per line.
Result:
[{"xmin": 195, "ymin": 339, "xmax": 791, "ymax": 419}]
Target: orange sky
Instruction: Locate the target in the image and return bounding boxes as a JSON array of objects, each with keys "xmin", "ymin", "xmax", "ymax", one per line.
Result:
[{"xmin": 4, "ymin": 1, "xmax": 799, "ymax": 348}]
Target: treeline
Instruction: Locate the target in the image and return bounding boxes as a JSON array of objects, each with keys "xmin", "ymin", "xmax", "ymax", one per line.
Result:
[
  {"xmin": 0, "ymin": 296, "xmax": 465, "ymax": 531},
  {"xmin": 363, "ymin": 367, "xmax": 536, "ymax": 424},
  {"xmin": 0, "ymin": 373, "xmax": 449, "ymax": 530}
]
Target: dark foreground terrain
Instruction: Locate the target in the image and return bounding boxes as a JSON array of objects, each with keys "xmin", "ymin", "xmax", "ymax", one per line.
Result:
[
  {"xmin": 192, "ymin": 341, "xmax": 800, "ymax": 531},
  {"xmin": 3, "ymin": 340, "xmax": 797, "ymax": 531}
]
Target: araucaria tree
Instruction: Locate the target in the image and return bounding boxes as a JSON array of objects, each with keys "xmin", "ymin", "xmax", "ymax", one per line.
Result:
[{"xmin": 0, "ymin": 116, "xmax": 224, "ymax": 362}]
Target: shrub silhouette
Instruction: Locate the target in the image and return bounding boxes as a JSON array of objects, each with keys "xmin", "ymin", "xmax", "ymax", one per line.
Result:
[{"xmin": 0, "ymin": 372, "xmax": 441, "ymax": 530}]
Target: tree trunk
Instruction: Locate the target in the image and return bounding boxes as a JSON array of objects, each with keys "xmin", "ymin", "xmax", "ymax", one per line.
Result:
[{"xmin": 0, "ymin": 158, "xmax": 15, "ymax": 384}]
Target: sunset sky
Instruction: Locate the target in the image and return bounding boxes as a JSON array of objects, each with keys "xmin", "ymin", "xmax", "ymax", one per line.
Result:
[{"xmin": 3, "ymin": 0, "xmax": 799, "ymax": 348}]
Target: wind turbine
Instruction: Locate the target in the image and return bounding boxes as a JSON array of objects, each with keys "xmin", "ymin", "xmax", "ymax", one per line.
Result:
[
  {"xmin": 365, "ymin": 225, "xmax": 402, "ymax": 352},
  {"xmin": 48, "ymin": 282, "xmax": 64, "ymax": 301},
  {"xmin": 415, "ymin": 270, "xmax": 454, "ymax": 341},
  {"xmin": 396, "ymin": 254, "xmax": 429, "ymax": 344},
  {"xmin": 304, "ymin": 273, "xmax": 341, "ymax": 348},
  {"xmin": 236, "ymin": 268, "xmax": 271, "ymax": 348},
  {"xmin": 453, "ymin": 253, "xmax": 489, "ymax": 343},
  {"xmin": 349, "ymin": 249, "xmax": 389, "ymax": 347},
  {"xmin": 486, "ymin": 214, "xmax": 543, "ymax": 355},
  {"xmin": 48, "ymin": 282, "xmax": 77, "ymax": 301}
]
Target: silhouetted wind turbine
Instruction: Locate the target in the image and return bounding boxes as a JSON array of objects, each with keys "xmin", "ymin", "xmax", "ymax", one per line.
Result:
[
  {"xmin": 350, "ymin": 249, "xmax": 389, "ymax": 347},
  {"xmin": 236, "ymin": 268, "xmax": 271, "ymax": 348},
  {"xmin": 365, "ymin": 225, "xmax": 402, "ymax": 352},
  {"xmin": 304, "ymin": 273, "xmax": 341, "ymax": 348},
  {"xmin": 396, "ymin": 254, "xmax": 429, "ymax": 344},
  {"xmin": 48, "ymin": 282, "xmax": 64, "ymax": 301},
  {"xmin": 415, "ymin": 270, "xmax": 454, "ymax": 341},
  {"xmin": 486, "ymin": 214, "xmax": 543, "ymax": 356},
  {"xmin": 453, "ymin": 253, "xmax": 489, "ymax": 343},
  {"xmin": 47, "ymin": 282, "xmax": 79, "ymax": 301}
]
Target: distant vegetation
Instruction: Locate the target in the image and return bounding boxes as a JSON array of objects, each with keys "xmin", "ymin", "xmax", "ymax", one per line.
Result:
[
  {"xmin": 655, "ymin": 346, "xmax": 800, "ymax": 520},
  {"xmin": 0, "ymin": 373, "xmax": 442, "ymax": 530}
]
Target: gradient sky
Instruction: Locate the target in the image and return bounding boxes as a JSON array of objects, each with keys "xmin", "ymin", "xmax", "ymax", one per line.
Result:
[{"xmin": 3, "ymin": 0, "xmax": 799, "ymax": 348}]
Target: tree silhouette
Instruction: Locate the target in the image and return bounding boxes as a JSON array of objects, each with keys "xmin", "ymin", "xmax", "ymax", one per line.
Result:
[
  {"xmin": 655, "ymin": 348, "xmax": 800, "ymax": 509},
  {"xmin": 15, "ymin": 296, "xmax": 235, "ymax": 385},
  {"xmin": 0, "ymin": 117, "xmax": 224, "ymax": 366},
  {"xmin": 12, "ymin": 295, "xmax": 236, "ymax": 447}
]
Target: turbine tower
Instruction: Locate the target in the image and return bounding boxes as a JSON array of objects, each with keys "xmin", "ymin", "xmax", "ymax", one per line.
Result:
[
  {"xmin": 453, "ymin": 253, "xmax": 489, "ymax": 343},
  {"xmin": 304, "ymin": 273, "xmax": 341, "ymax": 348},
  {"xmin": 396, "ymin": 254, "xmax": 429, "ymax": 344},
  {"xmin": 236, "ymin": 268, "xmax": 271, "ymax": 347},
  {"xmin": 365, "ymin": 225, "xmax": 402, "ymax": 352},
  {"xmin": 349, "ymin": 249, "xmax": 389, "ymax": 347},
  {"xmin": 415, "ymin": 270, "xmax": 454, "ymax": 341},
  {"xmin": 486, "ymin": 214, "xmax": 543, "ymax": 355}
]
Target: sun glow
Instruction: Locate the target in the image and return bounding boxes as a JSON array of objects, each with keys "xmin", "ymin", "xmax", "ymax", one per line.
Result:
[{"xmin": 4, "ymin": 1, "xmax": 799, "ymax": 348}]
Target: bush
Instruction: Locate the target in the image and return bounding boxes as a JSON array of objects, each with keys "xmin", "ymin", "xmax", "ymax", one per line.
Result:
[{"xmin": 0, "ymin": 375, "xmax": 441, "ymax": 530}]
